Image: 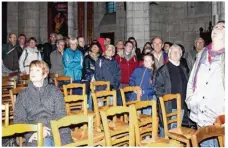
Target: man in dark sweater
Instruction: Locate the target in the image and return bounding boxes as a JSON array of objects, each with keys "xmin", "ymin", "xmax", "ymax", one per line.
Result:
[
  {"xmin": 14, "ymin": 60, "xmax": 73, "ymax": 146},
  {"xmin": 2, "ymin": 33, "xmax": 21, "ymax": 75},
  {"xmin": 43, "ymin": 33, "xmax": 57, "ymax": 68},
  {"xmin": 155, "ymin": 44, "xmax": 190, "ymax": 137}
]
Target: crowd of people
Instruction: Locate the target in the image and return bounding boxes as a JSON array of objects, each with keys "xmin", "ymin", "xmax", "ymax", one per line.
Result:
[{"xmin": 2, "ymin": 21, "xmax": 225, "ymax": 147}]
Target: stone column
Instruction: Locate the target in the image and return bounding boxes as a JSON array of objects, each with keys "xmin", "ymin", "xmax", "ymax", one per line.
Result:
[
  {"xmin": 18, "ymin": 2, "xmax": 40, "ymax": 41},
  {"xmin": 73, "ymin": 2, "xmax": 78, "ymax": 37},
  {"xmin": 126, "ymin": 2, "xmax": 150, "ymax": 49},
  {"xmin": 68, "ymin": 2, "xmax": 75, "ymax": 38},
  {"xmin": 116, "ymin": 2, "xmax": 126, "ymax": 42},
  {"xmin": 7, "ymin": 2, "xmax": 18, "ymax": 37},
  {"xmin": 39, "ymin": 2, "xmax": 48, "ymax": 43}
]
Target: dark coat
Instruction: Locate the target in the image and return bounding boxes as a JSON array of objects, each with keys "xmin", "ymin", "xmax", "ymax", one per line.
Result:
[
  {"xmin": 2, "ymin": 43, "xmax": 21, "ymax": 71},
  {"xmin": 83, "ymin": 54, "xmax": 99, "ymax": 81},
  {"xmin": 129, "ymin": 66, "xmax": 155, "ymax": 101},
  {"xmin": 154, "ymin": 62, "xmax": 190, "ymax": 127},
  {"xmin": 14, "ymin": 79, "xmax": 73, "ymax": 146},
  {"xmin": 43, "ymin": 42, "xmax": 56, "ymax": 68},
  {"xmin": 95, "ymin": 56, "xmax": 121, "ymax": 90}
]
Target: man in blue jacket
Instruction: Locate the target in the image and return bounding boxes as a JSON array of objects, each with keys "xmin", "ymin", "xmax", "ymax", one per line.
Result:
[{"xmin": 63, "ymin": 37, "xmax": 83, "ymax": 81}]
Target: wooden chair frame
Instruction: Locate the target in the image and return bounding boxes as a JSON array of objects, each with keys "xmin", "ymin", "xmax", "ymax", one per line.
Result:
[
  {"xmin": 191, "ymin": 125, "xmax": 225, "ymax": 147},
  {"xmin": 131, "ymin": 100, "xmax": 158, "ymax": 146},
  {"xmin": 9, "ymin": 87, "xmax": 26, "ymax": 112},
  {"xmin": 50, "ymin": 115, "xmax": 93, "ymax": 147},
  {"xmin": 2, "ymin": 103, "xmax": 9, "ymax": 126},
  {"xmin": 90, "ymin": 81, "xmax": 110, "ymax": 93},
  {"xmin": 100, "ymin": 106, "xmax": 135, "ymax": 146},
  {"xmin": 159, "ymin": 94, "xmax": 196, "ymax": 147},
  {"xmin": 91, "ymin": 90, "xmax": 117, "ymax": 131},
  {"xmin": 2, "ymin": 123, "xmax": 43, "ymax": 146},
  {"xmin": 63, "ymin": 83, "xmax": 86, "ymax": 97},
  {"xmin": 120, "ymin": 86, "xmax": 141, "ymax": 106}
]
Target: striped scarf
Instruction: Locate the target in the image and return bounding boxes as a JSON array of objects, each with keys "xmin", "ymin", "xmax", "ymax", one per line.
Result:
[{"xmin": 193, "ymin": 43, "xmax": 225, "ymax": 92}]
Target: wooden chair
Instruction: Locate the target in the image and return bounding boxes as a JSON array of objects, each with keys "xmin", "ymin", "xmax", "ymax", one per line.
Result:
[
  {"xmin": 2, "ymin": 103, "xmax": 9, "ymax": 126},
  {"xmin": 50, "ymin": 115, "xmax": 94, "ymax": 147},
  {"xmin": 2, "ymin": 80, "xmax": 16, "ymax": 120},
  {"xmin": 131, "ymin": 100, "xmax": 159, "ymax": 146},
  {"xmin": 18, "ymin": 74, "xmax": 30, "ymax": 85},
  {"xmin": 90, "ymin": 81, "xmax": 110, "ymax": 93},
  {"xmin": 63, "ymin": 83, "xmax": 86, "ymax": 97},
  {"xmin": 120, "ymin": 86, "xmax": 141, "ymax": 106},
  {"xmin": 54, "ymin": 76, "xmax": 72, "ymax": 94},
  {"xmin": 91, "ymin": 90, "xmax": 117, "ymax": 131},
  {"xmin": 146, "ymin": 140, "xmax": 183, "ymax": 147},
  {"xmin": 191, "ymin": 125, "xmax": 225, "ymax": 147},
  {"xmin": 9, "ymin": 87, "xmax": 26, "ymax": 112},
  {"xmin": 159, "ymin": 94, "xmax": 196, "ymax": 147},
  {"xmin": 48, "ymin": 73, "xmax": 58, "ymax": 85},
  {"xmin": 100, "ymin": 106, "xmax": 135, "ymax": 146},
  {"xmin": 63, "ymin": 95, "xmax": 88, "ymax": 115},
  {"xmin": 2, "ymin": 123, "xmax": 43, "ymax": 146}
]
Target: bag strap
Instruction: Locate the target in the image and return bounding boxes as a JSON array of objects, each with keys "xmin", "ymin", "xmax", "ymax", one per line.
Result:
[
  {"xmin": 23, "ymin": 49, "xmax": 28, "ymax": 67},
  {"xmin": 139, "ymin": 68, "xmax": 147, "ymax": 87}
]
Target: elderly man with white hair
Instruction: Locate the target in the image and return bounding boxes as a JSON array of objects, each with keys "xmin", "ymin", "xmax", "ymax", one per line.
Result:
[
  {"xmin": 154, "ymin": 44, "xmax": 190, "ymax": 137},
  {"xmin": 186, "ymin": 21, "xmax": 225, "ymax": 147},
  {"xmin": 63, "ymin": 37, "xmax": 83, "ymax": 81}
]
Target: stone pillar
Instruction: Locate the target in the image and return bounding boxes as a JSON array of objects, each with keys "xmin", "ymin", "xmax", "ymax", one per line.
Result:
[
  {"xmin": 218, "ymin": 2, "xmax": 225, "ymax": 21},
  {"xmin": 18, "ymin": 2, "xmax": 40, "ymax": 41},
  {"xmin": 68, "ymin": 2, "xmax": 75, "ymax": 38},
  {"xmin": 7, "ymin": 2, "xmax": 18, "ymax": 37},
  {"xmin": 93, "ymin": 2, "xmax": 106, "ymax": 39},
  {"xmin": 126, "ymin": 2, "xmax": 150, "ymax": 49},
  {"xmin": 39, "ymin": 2, "xmax": 48, "ymax": 43},
  {"xmin": 73, "ymin": 2, "xmax": 78, "ymax": 37},
  {"xmin": 116, "ymin": 2, "xmax": 126, "ymax": 42}
]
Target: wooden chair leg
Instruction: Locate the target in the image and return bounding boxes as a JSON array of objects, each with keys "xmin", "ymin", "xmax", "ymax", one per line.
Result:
[{"xmin": 186, "ymin": 140, "xmax": 190, "ymax": 147}]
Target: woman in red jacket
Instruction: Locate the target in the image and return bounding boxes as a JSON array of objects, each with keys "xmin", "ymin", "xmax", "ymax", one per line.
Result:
[{"xmin": 115, "ymin": 41, "xmax": 138, "ymax": 88}]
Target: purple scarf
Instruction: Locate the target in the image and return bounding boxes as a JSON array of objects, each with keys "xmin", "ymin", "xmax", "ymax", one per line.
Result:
[{"xmin": 192, "ymin": 43, "xmax": 225, "ymax": 92}]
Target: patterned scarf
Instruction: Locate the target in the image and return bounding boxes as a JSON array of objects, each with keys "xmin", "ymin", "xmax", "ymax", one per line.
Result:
[{"xmin": 192, "ymin": 43, "xmax": 225, "ymax": 92}]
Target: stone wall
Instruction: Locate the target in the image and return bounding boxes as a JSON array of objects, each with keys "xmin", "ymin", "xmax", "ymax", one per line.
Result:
[
  {"xmin": 39, "ymin": 2, "xmax": 48, "ymax": 43},
  {"xmin": 115, "ymin": 2, "xmax": 126, "ymax": 42},
  {"xmin": 18, "ymin": 2, "xmax": 40, "ymax": 42},
  {"xmin": 150, "ymin": 2, "xmax": 212, "ymax": 52},
  {"xmin": 126, "ymin": 2, "xmax": 150, "ymax": 50},
  {"xmin": 7, "ymin": 2, "xmax": 18, "ymax": 38}
]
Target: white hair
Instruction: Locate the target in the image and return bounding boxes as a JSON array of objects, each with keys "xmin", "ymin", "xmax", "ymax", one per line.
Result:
[
  {"xmin": 168, "ymin": 44, "xmax": 182, "ymax": 58},
  {"xmin": 194, "ymin": 37, "xmax": 204, "ymax": 44}
]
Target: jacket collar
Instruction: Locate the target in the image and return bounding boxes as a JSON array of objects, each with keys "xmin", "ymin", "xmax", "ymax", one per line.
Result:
[{"xmin": 27, "ymin": 78, "xmax": 49, "ymax": 93}]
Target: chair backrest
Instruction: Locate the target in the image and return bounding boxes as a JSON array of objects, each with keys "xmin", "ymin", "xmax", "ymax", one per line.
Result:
[
  {"xmin": 50, "ymin": 115, "xmax": 93, "ymax": 147},
  {"xmin": 63, "ymin": 83, "xmax": 86, "ymax": 96},
  {"xmin": 64, "ymin": 95, "xmax": 88, "ymax": 115},
  {"xmin": 91, "ymin": 90, "xmax": 117, "ymax": 130},
  {"xmin": 48, "ymin": 73, "xmax": 58, "ymax": 85},
  {"xmin": 19, "ymin": 74, "xmax": 30, "ymax": 85},
  {"xmin": 100, "ymin": 106, "xmax": 135, "ymax": 146},
  {"xmin": 120, "ymin": 86, "xmax": 141, "ymax": 106},
  {"xmin": 191, "ymin": 125, "xmax": 225, "ymax": 147},
  {"xmin": 9, "ymin": 87, "xmax": 26, "ymax": 111},
  {"xmin": 90, "ymin": 81, "xmax": 110, "ymax": 93},
  {"xmin": 131, "ymin": 100, "xmax": 158, "ymax": 145},
  {"xmin": 2, "ymin": 123, "xmax": 43, "ymax": 146},
  {"xmin": 159, "ymin": 94, "xmax": 182, "ymax": 139},
  {"xmin": 2, "ymin": 103, "xmax": 9, "ymax": 126},
  {"xmin": 54, "ymin": 76, "xmax": 72, "ymax": 93}
]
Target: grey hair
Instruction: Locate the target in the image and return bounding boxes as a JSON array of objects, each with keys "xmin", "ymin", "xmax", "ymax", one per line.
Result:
[
  {"xmin": 56, "ymin": 39, "xmax": 65, "ymax": 45},
  {"xmin": 168, "ymin": 44, "xmax": 182, "ymax": 58},
  {"xmin": 194, "ymin": 37, "xmax": 204, "ymax": 44}
]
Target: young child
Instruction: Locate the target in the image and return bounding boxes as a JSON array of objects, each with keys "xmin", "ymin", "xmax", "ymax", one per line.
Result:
[
  {"xmin": 129, "ymin": 53, "xmax": 156, "ymax": 114},
  {"xmin": 95, "ymin": 44, "xmax": 121, "ymax": 105}
]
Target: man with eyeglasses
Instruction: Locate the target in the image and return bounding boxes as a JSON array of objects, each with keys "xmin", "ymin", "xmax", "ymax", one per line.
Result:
[
  {"xmin": 50, "ymin": 39, "xmax": 65, "ymax": 76},
  {"xmin": 186, "ymin": 21, "xmax": 225, "ymax": 147},
  {"xmin": 185, "ymin": 37, "xmax": 205, "ymax": 72},
  {"xmin": 151, "ymin": 37, "xmax": 168, "ymax": 69}
]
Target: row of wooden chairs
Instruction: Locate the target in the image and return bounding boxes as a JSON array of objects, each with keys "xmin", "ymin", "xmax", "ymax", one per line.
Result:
[{"xmin": 2, "ymin": 101, "xmax": 225, "ymax": 147}]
